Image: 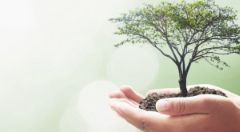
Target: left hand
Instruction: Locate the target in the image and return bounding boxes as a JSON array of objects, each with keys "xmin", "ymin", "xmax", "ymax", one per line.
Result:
[
  {"xmin": 109, "ymin": 86, "xmax": 144, "ymax": 108},
  {"xmin": 109, "ymin": 85, "xmax": 240, "ymax": 132}
]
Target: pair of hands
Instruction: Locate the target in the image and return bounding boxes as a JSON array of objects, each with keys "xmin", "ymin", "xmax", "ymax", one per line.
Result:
[{"xmin": 109, "ymin": 84, "xmax": 240, "ymax": 132}]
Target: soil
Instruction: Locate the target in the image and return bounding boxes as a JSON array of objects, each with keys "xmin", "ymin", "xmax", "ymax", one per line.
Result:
[{"xmin": 139, "ymin": 86, "xmax": 227, "ymax": 111}]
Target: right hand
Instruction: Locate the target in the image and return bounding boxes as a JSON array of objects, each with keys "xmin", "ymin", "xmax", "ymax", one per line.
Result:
[{"xmin": 109, "ymin": 84, "xmax": 240, "ymax": 132}]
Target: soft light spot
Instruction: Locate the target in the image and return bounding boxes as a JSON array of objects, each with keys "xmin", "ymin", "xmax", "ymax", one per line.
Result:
[{"xmin": 107, "ymin": 45, "xmax": 160, "ymax": 89}]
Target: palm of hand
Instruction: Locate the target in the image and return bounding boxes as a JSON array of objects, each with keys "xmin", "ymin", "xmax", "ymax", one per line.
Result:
[{"xmin": 109, "ymin": 85, "xmax": 240, "ymax": 132}]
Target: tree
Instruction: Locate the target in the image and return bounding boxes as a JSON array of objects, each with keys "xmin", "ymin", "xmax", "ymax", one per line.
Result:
[{"xmin": 110, "ymin": 0, "xmax": 240, "ymax": 96}]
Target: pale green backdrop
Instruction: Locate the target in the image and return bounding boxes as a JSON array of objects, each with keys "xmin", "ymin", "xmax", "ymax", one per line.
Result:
[{"xmin": 0, "ymin": 0, "xmax": 239, "ymax": 132}]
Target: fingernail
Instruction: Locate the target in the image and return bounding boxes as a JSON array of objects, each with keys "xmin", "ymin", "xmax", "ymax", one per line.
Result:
[{"xmin": 157, "ymin": 99, "xmax": 170, "ymax": 111}]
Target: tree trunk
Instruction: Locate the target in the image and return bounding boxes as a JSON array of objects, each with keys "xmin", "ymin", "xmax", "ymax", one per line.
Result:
[{"xmin": 179, "ymin": 77, "xmax": 188, "ymax": 97}]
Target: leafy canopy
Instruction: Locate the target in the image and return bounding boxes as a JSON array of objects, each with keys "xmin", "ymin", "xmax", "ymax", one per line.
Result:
[{"xmin": 110, "ymin": 0, "xmax": 240, "ymax": 71}]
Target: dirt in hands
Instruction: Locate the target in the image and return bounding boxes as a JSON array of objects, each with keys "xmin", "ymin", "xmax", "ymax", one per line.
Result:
[{"xmin": 139, "ymin": 86, "xmax": 227, "ymax": 111}]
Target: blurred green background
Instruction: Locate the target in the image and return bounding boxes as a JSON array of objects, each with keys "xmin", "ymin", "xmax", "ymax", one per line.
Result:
[{"xmin": 0, "ymin": 0, "xmax": 239, "ymax": 132}]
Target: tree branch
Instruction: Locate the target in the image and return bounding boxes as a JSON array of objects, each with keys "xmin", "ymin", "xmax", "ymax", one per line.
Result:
[{"xmin": 136, "ymin": 33, "xmax": 178, "ymax": 65}]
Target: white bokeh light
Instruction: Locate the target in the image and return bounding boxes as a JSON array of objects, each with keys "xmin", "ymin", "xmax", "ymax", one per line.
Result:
[
  {"xmin": 107, "ymin": 45, "xmax": 160, "ymax": 89},
  {"xmin": 75, "ymin": 81, "xmax": 138, "ymax": 132},
  {"xmin": 0, "ymin": 0, "xmax": 38, "ymax": 31},
  {"xmin": 60, "ymin": 104, "xmax": 89, "ymax": 132}
]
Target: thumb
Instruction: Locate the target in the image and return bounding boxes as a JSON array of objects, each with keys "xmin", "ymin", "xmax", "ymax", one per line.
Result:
[{"xmin": 156, "ymin": 95, "xmax": 227, "ymax": 116}]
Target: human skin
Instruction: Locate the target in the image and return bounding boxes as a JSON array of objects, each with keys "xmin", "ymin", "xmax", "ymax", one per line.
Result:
[{"xmin": 109, "ymin": 84, "xmax": 240, "ymax": 132}]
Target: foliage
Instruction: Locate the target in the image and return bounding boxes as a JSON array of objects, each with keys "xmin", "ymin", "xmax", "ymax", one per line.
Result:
[{"xmin": 110, "ymin": 0, "xmax": 240, "ymax": 96}]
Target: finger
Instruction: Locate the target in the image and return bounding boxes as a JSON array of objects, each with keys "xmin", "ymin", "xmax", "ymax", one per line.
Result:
[
  {"xmin": 109, "ymin": 90, "xmax": 126, "ymax": 99},
  {"xmin": 120, "ymin": 86, "xmax": 144, "ymax": 103},
  {"xmin": 146, "ymin": 88, "xmax": 179, "ymax": 96},
  {"xmin": 110, "ymin": 98, "xmax": 138, "ymax": 108},
  {"xmin": 109, "ymin": 99, "xmax": 169, "ymax": 131},
  {"xmin": 156, "ymin": 94, "xmax": 229, "ymax": 116},
  {"xmin": 109, "ymin": 99, "xmax": 149, "ymax": 130}
]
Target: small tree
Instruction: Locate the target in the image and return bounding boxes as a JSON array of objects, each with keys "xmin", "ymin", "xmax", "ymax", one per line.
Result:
[{"xmin": 110, "ymin": 0, "xmax": 240, "ymax": 96}]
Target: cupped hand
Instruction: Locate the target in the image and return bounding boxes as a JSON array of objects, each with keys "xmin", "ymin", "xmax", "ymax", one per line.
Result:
[
  {"xmin": 109, "ymin": 86, "xmax": 144, "ymax": 107},
  {"xmin": 109, "ymin": 84, "xmax": 240, "ymax": 132},
  {"xmin": 109, "ymin": 86, "xmax": 171, "ymax": 131}
]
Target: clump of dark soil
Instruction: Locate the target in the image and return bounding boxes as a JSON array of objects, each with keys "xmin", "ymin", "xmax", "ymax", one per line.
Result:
[{"xmin": 139, "ymin": 86, "xmax": 227, "ymax": 111}]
